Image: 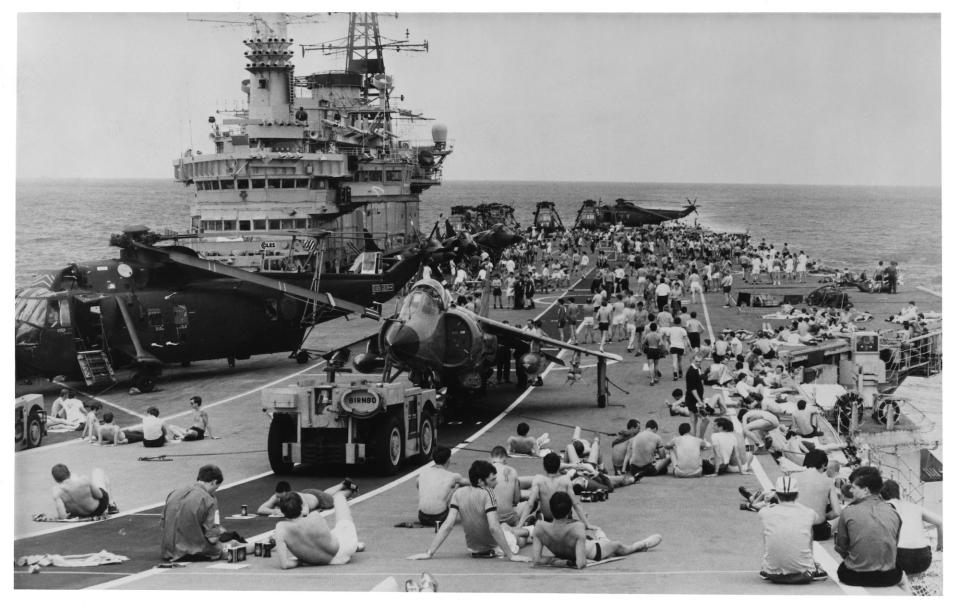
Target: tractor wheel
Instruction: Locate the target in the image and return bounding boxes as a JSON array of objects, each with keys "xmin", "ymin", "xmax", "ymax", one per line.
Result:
[
  {"xmin": 267, "ymin": 414, "xmax": 296, "ymax": 475},
  {"xmin": 419, "ymin": 411, "xmax": 437, "ymax": 461},
  {"xmin": 26, "ymin": 412, "xmax": 44, "ymax": 448},
  {"xmin": 376, "ymin": 416, "xmax": 404, "ymax": 474}
]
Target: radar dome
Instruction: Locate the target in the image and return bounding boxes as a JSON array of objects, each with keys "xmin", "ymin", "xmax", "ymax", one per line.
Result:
[{"xmin": 431, "ymin": 123, "xmax": 448, "ymax": 143}]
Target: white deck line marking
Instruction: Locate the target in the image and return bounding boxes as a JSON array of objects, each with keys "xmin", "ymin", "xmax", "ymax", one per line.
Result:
[
  {"xmin": 916, "ymin": 285, "xmax": 941, "ymax": 298},
  {"xmin": 699, "ymin": 290, "xmax": 870, "ymax": 596},
  {"xmin": 129, "ymin": 569, "xmax": 764, "ymax": 579},
  {"xmin": 25, "ymin": 470, "xmax": 274, "ymax": 540},
  {"xmin": 95, "ymin": 288, "xmax": 588, "ymax": 590},
  {"xmin": 22, "ymin": 361, "xmax": 331, "ymax": 456},
  {"xmin": 697, "ymin": 290, "xmax": 716, "ymax": 342}
]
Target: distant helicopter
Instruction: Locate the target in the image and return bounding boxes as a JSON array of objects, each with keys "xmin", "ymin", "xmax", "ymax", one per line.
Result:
[
  {"xmin": 353, "ymin": 277, "xmax": 622, "ymax": 407},
  {"xmin": 604, "ymin": 198, "xmax": 698, "ymax": 227},
  {"xmin": 14, "ymin": 226, "xmax": 435, "ymax": 391},
  {"xmin": 442, "ymin": 219, "xmax": 523, "ymax": 259}
]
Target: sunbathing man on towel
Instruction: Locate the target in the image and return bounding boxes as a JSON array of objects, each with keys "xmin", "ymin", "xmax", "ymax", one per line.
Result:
[
  {"xmin": 257, "ymin": 479, "xmax": 358, "ymax": 517},
  {"xmin": 531, "ymin": 491, "xmax": 661, "ymax": 569},
  {"xmin": 50, "ymin": 463, "xmax": 118, "ymax": 518},
  {"xmin": 273, "ymin": 489, "xmax": 362, "ymax": 568}
]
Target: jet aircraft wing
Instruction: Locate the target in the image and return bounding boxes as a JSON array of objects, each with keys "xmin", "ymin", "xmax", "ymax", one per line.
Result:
[
  {"xmin": 131, "ymin": 242, "xmax": 377, "ymax": 319},
  {"xmin": 468, "ymin": 310, "xmax": 624, "ymax": 363}
]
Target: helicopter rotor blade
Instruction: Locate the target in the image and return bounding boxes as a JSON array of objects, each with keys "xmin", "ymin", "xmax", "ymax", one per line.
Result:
[{"xmin": 131, "ymin": 242, "xmax": 376, "ymax": 318}]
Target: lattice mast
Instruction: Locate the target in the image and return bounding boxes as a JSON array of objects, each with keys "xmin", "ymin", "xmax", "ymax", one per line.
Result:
[{"xmin": 301, "ymin": 13, "xmax": 429, "ymax": 117}]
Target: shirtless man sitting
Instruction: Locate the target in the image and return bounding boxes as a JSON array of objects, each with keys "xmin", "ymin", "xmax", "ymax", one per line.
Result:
[
  {"xmin": 416, "ymin": 446, "xmax": 469, "ymax": 527},
  {"xmin": 531, "ymin": 492, "xmax": 661, "ymax": 569},
  {"xmin": 257, "ymin": 479, "xmax": 358, "ymax": 517},
  {"xmin": 50, "ymin": 463, "xmax": 117, "ymax": 518},
  {"xmin": 273, "ymin": 490, "xmax": 361, "ymax": 568},
  {"xmin": 93, "ymin": 412, "xmax": 128, "ymax": 445},
  {"xmin": 517, "ymin": 452, "xmax": 593, "ymax": 527},
  {"xmin": 47, "ymin": 390, "xmax": 86, "ymax": 429},
  {"xmin": 507, "ymin": 422, "xmax": 549, "ymax": 456}
]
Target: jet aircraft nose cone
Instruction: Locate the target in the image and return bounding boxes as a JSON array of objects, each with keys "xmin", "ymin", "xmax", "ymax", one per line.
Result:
[{"xmin": 387, "ymin": 325, "xmax": 420, "ymax": 362}]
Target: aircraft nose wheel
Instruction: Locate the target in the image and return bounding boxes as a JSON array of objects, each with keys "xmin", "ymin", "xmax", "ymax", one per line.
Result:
[{"xmin": 295, "ymin": 350, "xmax": 310, "ymax": 364}]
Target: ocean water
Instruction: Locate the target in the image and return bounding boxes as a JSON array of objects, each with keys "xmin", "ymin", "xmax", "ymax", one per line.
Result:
[{"xmin": 15, "ymin": 179, "xmax": 941, "ymax": 292}]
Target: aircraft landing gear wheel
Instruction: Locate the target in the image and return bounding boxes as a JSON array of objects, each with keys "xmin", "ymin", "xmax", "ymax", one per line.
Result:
[
  {"xmin": 296, "ymin": 350, "xmax": 309, "ymax": 365},
  {"xmin": 26, "ymin": 413, "xmax": 44, "ymax": 448},
  {"xmin": 267, "ymin": 414, "xmax": 296, "ymax": 475},
  {"xmin": 377, "ymin": 416, "xmax": 404, "ymax": 474},
  {"xmin": 131, "ymin": 371, "xmax": 157, "ymax": 392},
  {"xmin": 419, "ymin": 413, "xmax": 437, "ymax": 461},
  {"xmin": 227, "ymin": 357, "xmax": 236, "ymax": 368}
]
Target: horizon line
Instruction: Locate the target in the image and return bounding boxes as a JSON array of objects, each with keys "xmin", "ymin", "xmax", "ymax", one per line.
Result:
[{"xmin": 15, "ymin": 176, "xmax": 942, "ymax": 190}]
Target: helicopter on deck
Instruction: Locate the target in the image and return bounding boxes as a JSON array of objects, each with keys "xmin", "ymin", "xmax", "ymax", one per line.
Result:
[
  {"xmin": 353, "ymin": 277, "xmax": 622, "ymax": 407},
  {"xmin": 14, "ymin": 226, "xmax": 435, "ymax": 391}
]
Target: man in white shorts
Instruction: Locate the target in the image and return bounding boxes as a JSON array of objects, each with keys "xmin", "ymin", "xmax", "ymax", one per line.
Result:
[{"xmin": 274, "ymin": 489, "xmax": 361, "ymax": 568}]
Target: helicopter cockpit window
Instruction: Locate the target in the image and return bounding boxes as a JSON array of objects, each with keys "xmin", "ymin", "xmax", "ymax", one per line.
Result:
[
  {"xmin": 147, "ymin": 308, "xmax": 164, "ymax": 331},
  {"xmin": 58, "ymin": 299, "xmax": 72, "ymax": 328},
  {"xmin": 173, "ymin": 305, "xmax": 188, "ymax": 329},
  {"xmin": 349, "ymin": 252, "xmax": 381, "ymax": 275}
]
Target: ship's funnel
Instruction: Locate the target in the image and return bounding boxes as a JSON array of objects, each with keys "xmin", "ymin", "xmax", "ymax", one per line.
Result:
[{"xmin": 432, "ymin": 123, "xmax": 448, "ymax": 150}]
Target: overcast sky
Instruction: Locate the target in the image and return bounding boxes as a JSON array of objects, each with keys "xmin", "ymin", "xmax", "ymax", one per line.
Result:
[{"xmin": 16, "ymin": 11, "xmax": 941, "ymax": 186}]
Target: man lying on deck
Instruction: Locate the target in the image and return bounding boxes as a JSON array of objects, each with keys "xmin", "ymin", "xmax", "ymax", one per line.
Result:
[
  {"xmin": 50, "ymin": 463, "xmax": 118, "ymax": 519},
  {"xmin": 257, "ymin": 479, "xmax": 358, "ymax": 517},
  {"xmin": 531, "ymin": 491, "xmax": 661, "ymax": 569}
]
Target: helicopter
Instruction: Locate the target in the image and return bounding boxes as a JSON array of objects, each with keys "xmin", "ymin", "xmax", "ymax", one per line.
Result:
[
  {"xmin": 352, "ymin": 277, "xmax": 623, "ymax": 407},
  {"xmin": 602, "ymin": 198, "xmax": 698, "ymax": 227},
  {"xmin": 14, "ymin": 226, "xmax": 437, "ymax": 391},
  {"xmin": 441, "ymin": 218, "xmax": 523, "ymax": 259}
]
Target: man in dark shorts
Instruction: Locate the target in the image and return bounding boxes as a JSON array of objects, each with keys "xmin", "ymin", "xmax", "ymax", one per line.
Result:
[
  {"xmin": 685, "ymin": 356, "xmax": 708, "ymax": 437},
  {"xmin": 50, "ymin": 463, "xmax": 118, "ymax": 518},
  {"xmin": 180, "ymin": 396, "xmax": 219, "ymax": 441},
  {"xmin": 622, "ymin": 420, "xmax": 670, "ymax": 478},
  {"xmin": 532, "ymin": 492, "xmax": 661, "ymax": 568}
]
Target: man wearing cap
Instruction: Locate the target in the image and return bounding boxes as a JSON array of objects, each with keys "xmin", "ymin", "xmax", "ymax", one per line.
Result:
[{"xmin": 758, "ymin": 475, "xmax": 826, "ymax": 584}]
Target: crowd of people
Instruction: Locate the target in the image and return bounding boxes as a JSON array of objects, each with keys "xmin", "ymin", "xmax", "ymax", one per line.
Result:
[{"xmin": 34, "ymin": 218, "xmax": 941, "ymax": 590}]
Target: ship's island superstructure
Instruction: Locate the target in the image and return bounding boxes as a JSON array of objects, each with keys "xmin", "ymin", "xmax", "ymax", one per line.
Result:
[{"xmin": 172, "ymin": 13, "xmax": 451, "ymax": 271}]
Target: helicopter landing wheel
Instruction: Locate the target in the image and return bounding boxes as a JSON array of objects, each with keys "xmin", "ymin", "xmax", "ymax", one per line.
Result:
[
  {"xmin": 295, "ymin": 350, "xmax": 310, "ymax": 365},
  {"xmin": 131, "ymin": 370, "xmax": 158, "ymax": 392}
]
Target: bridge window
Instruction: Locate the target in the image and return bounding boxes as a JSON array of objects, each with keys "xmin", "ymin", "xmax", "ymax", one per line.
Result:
[
  {"xmin": 295, "ymin": 179, "xmax": 309, "ymax": 188},
  {"xmin": 310, "ymin": 178, "xmax": 327, "ymax": 189},
  {"xmin": 280, "ymin": 219, "xmax": 294, "ymax": 230},
  {"xmin": 253, "ymin": 220, "xmax": 266, "ymax": 230},
  {"xmin": 268, "ymin": 219, "xmax": 281, "ymax": 230},
  {"xmin": 220, "ymin": 180, "xmax": 234, "ymax": 190},
  {"xmin": 237, "ymin": 179, "xmax": 249, "ymax": 189},
  {"xmin": 252, "ymin": 179, "xmax": 265, "ymax": 189},
  {"xmin": 223, "ymin": 220, "xmax": 236, "ymax": 231},
  {"xmin": 386, "ymin": 170, "xmax": 402, "ymax": 182},
  {"xmin": 268, "ymin": 179, "xmax": 282, "ymax": 189},
  {"xmin": 294, "ymin": 218, "xmax": 306, "ymax": 229},
  {"xmin": 239, "ymin": 220, "xmax": 251, "ymax": 231},
  {"xmin": 258, "ymin": 79, "xmax": 267, "ymax": 89},
  {"xmin": 282, "ymin": 179, "xmax": 295, "ymax": 189}
]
